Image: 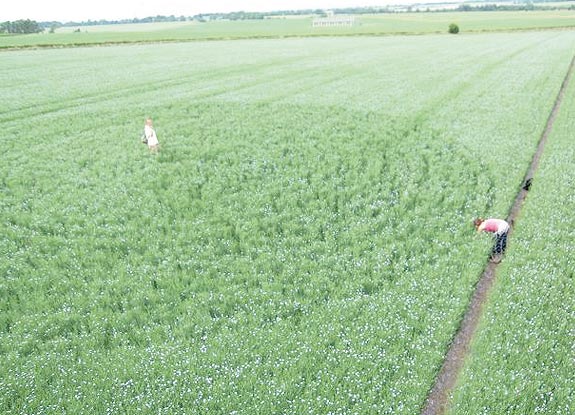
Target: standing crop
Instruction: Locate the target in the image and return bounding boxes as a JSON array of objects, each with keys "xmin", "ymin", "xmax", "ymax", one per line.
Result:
[
  {"xmin": 1, "ymin": 31, "xmax": 574, "ymax": 414},
  {"xmin": 448, "ymin": 60, "xmax": 575, "ymax": 415}
]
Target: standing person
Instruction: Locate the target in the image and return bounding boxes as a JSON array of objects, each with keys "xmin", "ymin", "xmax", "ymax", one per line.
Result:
[
  {"xmin": 143, "ymin": 117, "xmax": 159, "ymax": 153},
  {"xmin": 474, "ymin": 217, "xmax": 510, "ymax": 263}
]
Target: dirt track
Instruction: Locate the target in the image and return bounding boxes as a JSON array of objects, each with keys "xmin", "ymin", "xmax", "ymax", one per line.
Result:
[{"xmin": 420, "ymin": 53, "xmax": 575, "ymax": 415}]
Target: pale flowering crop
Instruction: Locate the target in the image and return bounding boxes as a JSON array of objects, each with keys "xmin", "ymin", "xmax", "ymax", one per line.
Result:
[
  {"xmin": 1, "ymin": 30, "xmax": 574, "ymax": 415},
  {"xmin": 448, "ymin": 60, "xmax": 575, "ymax": 415}
]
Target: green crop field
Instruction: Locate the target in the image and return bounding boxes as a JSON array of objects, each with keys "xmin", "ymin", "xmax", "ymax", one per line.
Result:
[
  {"xmin": 1, "ymin": 28, "xmax": 574, "ymax": 414},
  {"xmin": 448, "ymin": 59, "xmax": 575, "ymax": 414},
  {"xmin": 1, "ymin": 10, "xmax": 575, "ymax": 48}
]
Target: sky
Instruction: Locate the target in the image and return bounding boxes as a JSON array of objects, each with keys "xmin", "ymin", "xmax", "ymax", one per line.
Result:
[{"xmin": 1, "ymin": 0, "xmax": 450, "ymax": 23}]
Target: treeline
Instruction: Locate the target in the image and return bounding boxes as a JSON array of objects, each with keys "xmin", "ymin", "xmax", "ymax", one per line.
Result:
[
  {"xmin": 0, "ymin": 19, "xmax": 43, "ymax": 34},
  {"xmin": 58, "ymin": 14, "xmax": 190, "ymax": 28},
  {"xmin": 190, "ymin": 1, "xmax": 575, "ymax": 21},
  {"xmin": 195, "ymin": 8, "xmax": 390, "ymax": 21},
  {"xmin": 4, "ymin": 0, "xmax": 574, "ymax": 34},
  {"xmin": 457, "ymin": 3, "xmax": 536, "ymax": 12},
  {"xmin": 457, "ymin": 2, "xmax": 575, "ymax": 12}
]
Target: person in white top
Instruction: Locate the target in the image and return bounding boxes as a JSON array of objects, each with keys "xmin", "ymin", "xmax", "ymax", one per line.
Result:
[{"xmin": 143, "ymin": 117, "xmax": 159, "ymax": 152}]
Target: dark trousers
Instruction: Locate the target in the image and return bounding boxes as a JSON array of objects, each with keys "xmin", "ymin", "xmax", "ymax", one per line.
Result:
[{"xmin": 492, "ymin": 231, "xmax": 508, "ymax": 256}]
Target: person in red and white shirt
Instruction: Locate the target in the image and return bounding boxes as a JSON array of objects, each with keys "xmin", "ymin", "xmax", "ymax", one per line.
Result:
[{"xmin": 474, "ymin": 218, "xmax": 510, "ymax": 262}]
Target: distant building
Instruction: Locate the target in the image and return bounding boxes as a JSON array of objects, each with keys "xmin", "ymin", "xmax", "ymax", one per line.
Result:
[{"xmin": 312, "ymin": 11, "xmax": 355, "ymax": 28}]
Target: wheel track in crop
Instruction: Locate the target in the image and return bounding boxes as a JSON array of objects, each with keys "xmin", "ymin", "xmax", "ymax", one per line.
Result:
[
  {"xmin": 0, "ymin": 47, "xmax": 333, "ymax": 122},
  {"xmin": 0, "ymin": 46, "xmax": 357, "ymax": 125},
  {"xmin": 420, "ymin": 52, "xmax": 575, "ymax": 415},
  {"xmin": 417, "ymin": 32, "xmax": 563, "ymax": 121}
]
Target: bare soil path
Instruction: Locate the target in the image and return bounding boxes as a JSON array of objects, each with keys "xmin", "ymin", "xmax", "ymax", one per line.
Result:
[{"xmin": 420, "ymin": 53, "xmax": 575, "ymax": 415}]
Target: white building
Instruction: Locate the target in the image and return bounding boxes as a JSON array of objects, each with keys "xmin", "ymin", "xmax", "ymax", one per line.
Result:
[{"xmin": 312, "ymin": 11, "xmax": 355, "ymax": 28}]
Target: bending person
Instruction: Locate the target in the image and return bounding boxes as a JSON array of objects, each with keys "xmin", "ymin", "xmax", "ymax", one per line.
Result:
[{"xmin": 474, "ymin": 217, "xmax": 510, "ymax": 263}]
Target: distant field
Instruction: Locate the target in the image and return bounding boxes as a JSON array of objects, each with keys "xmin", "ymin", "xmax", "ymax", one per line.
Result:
[
  {"xmin": 1, "ymin": 30, "xmax": 574, "ymax": 414},
  {"xmin": 0, "ymin": 10, "xmax": 575, "ymax": 48}
]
